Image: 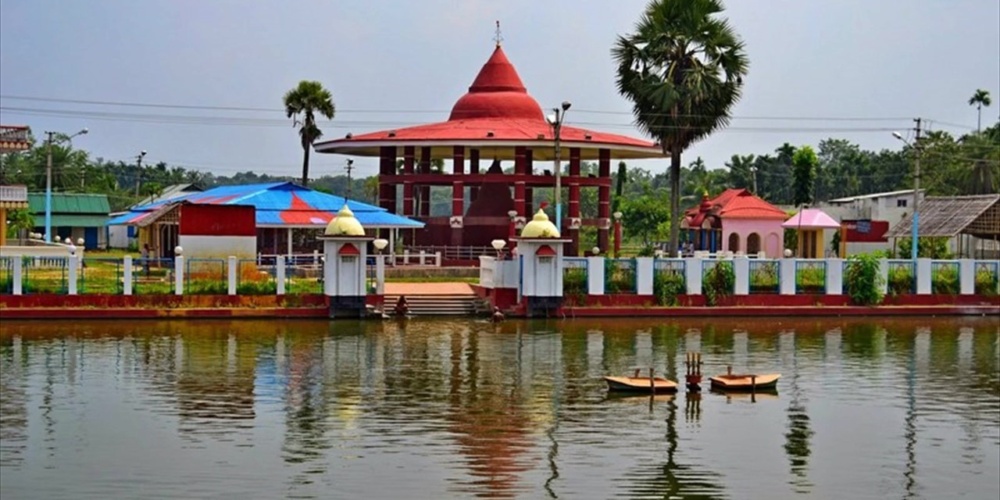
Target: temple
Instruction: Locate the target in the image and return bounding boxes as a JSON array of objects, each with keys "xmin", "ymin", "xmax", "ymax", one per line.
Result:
[{"xmin": 314, "ymin": 38, "xmax": 663, "ymax": 261}]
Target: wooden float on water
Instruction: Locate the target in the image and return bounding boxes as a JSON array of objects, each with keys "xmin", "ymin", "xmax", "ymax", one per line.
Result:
[
  {"xmin": 604, "ymin": 368, "xmax": 679, "ymax": 393},
  {"xmin": 709, "ymin": 366, "xmax": 781, "ymax": 391}
]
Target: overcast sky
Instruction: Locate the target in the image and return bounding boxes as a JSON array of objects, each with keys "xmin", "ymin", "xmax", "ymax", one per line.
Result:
[{"xmin": 1, "ymin": 0, "xmax": 998, "ymax": 180}]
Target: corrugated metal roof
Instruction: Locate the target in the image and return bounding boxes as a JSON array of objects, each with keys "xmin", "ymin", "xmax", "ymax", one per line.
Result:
[
  {"xmin": 44, "ymin": 214, "xmax": 109, "ymax": 227},
  {"xmin": 107, "ymin": 182, "xmax": 424, "ymax": 229},
  {"xmin": 28, "ymin": 193, "xmax": 111, "ymax": 214}
]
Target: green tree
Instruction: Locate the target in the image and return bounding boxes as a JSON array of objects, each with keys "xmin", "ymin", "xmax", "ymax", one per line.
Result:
[
  {"xmin": 612, "ymin": 0, "xmax": 749, "ymax": 254},
  {"xmin": 620, "ymin": 194, "xmax": 670, "ymax": 246},
  {"xmin": 969, "ymin": 89, "xmax": 992, "ymax": 133},
  {"xmin": 792, "ymin": 145, "xmax": 817, "ymax": 207},
  {"xmin": 283, "ymin": 80, "xmax": 336, "ymax": 186}
]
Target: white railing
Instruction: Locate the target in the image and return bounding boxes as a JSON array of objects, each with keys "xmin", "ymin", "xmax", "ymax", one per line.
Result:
[{"xmin": 387, "ymin": 250, "xmax": 442, "ymax": 267}]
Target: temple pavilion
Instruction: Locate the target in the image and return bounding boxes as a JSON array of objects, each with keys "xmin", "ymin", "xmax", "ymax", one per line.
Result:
[{"xmin": 314, "ymin": 39, "xmax": 663, "ymax": 260}]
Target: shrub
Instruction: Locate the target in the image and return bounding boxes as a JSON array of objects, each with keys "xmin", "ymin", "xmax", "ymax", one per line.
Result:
[
  {"xmin": 703, "ymin": 261, "xmax": 734, "ymax": 306},
  {"xmin": 604, "ymin": 259, "xmax": 636, "ymax": 294},
  {"xmin": 796, "ymin": 266, "xmax": 826, "ymax": 293},
  {"xmin": 975, "ymin": 268, "xmax": 998, "ymax": 296},
  {"xmin": 653, "ymin": 270, "xmax": 685, "ymax": 306},
  {"xmin": 237, "ymin": 280, "xmax": 277, "ymax": 295},
  {"xmin": 187, "ymin": 280, "xmax": 227, "ymax": 295},
  {"xmin": 749, "ymin": 262, "xmax": 779, "ymax": 292},
  {"xmin": 564, "ymin": 268, "xmax": 587, "ymax": 296},
  {"xmin": 931, "ymin": 266, "xmax": 959, "ymax": 295},
  {"xmin": 887, "ymin": 266, "xmax": 914, "ymax": 296},
  {"xmin": 844, "ymin": 253, "xmax": 884, "ymax": 305}
]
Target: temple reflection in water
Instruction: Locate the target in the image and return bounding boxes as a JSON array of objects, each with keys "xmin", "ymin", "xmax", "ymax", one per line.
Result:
[{"xmin": 0, "ymin": 317, "xmax": 997, "ymax": 499}]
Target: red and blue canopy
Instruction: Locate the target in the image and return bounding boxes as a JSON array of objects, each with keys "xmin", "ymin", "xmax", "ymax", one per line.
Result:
[{"xmin": 107, "ymin": 182, "xmax": 424, "ymax": 229}]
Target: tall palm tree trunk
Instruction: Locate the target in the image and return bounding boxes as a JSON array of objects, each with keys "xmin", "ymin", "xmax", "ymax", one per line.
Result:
[
  {"xmin": 301, "ymin": 145, "xmax": 311, "ymax": 186},
  {"xmin": 669, "ymin": 147, "xmax": 682, "ymax": 255},
  {"xmin": 977, "ymin": 103, "xmax": 982, "ymax": 133}
]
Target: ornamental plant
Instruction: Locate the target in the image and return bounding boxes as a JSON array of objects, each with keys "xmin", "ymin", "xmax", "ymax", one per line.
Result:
[
  {"xmin": 703, "ymin": 261, "xmax": 735, "ymax": 306},
  {"xmin": 844, "ymin": 253, "xmax": 884, "ymax": 306},
  {"xmin": 653, "ymin": 270, "xmax": 686, "ymax": 306}
]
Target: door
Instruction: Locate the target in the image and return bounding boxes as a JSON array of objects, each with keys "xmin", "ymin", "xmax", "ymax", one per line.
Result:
[{"xmin": 84, "ymin": 227, "xmax": 98, "ymax": 249}]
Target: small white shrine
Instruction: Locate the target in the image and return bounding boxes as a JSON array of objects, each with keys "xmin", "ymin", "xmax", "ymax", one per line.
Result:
[
  {"xmin": 515, "ymin": 209, "xmax": 570, "ymax": 317},
  {"xmin": 320, "ymin": 204, "xmax": 373, "ymax": 318}
]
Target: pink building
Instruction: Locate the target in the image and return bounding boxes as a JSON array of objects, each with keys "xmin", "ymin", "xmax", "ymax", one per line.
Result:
[{"xmin": 681, "ymin": 189, "xmax": 787, "ymax": 257}]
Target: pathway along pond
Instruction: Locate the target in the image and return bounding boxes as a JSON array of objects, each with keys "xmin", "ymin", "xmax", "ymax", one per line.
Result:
[{"xmin": 1, "ymin": 317, "xmax": 997, "ymax": 499}]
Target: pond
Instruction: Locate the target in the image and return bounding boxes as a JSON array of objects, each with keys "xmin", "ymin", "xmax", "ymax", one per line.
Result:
[{"xmin": 1, "ymin": 317, "xmax": 997, "ymax": 499}]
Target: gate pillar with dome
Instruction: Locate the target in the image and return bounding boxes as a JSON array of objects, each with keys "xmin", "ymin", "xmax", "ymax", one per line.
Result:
[
  {"xmin": 320, "ymin": 205, "xmax": 373, "ymax": 319},
  {"xmin": 515, "ymin": 209, "xmax": 570, "ymax": 318}
]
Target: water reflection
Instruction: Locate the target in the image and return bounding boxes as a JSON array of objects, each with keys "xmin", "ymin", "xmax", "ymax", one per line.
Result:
[{"xmin": 0, "ymin": 317, "xmax": 996, "ymax": 499}]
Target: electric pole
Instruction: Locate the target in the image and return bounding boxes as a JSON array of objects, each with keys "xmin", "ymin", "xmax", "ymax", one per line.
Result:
[
  {"xmin": 911, "ymin": 118, "xmax": 921, "ymax": 261},
  {"xmin": 134, "ymin": 150, "xmax": 147, "ymax": 197}
]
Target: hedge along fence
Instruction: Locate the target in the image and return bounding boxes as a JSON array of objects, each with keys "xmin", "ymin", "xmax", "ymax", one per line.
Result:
[
  {"xmin": 931, "ymin": 261, "xmax": 960, "ymax": 295},
  {"xmin": 795, "ymin": 260, "xmax": 826, "ymax": 294},
  {"xmin": 563, "ymin": 258, "xmax": 588, "ymax": 304},
  {"xmin": 748, "ymin": 260, "xmax": 779, "ymax": 294},
  {"xmin": 237, "ymin": 259, "xmax": 276, "ymax": 295},
  {"xmin": 653, "ymin": 259, "xmax": 686, "ymax": 306},
  {"xmin": 887, "ymin": 260, "xmax": 915, "ymax": 296},
  {"xmin": 604, "ymin": 258, "xmax": 637, "ymax": 294},
  {"xmin": 702, "ymin": 260, "xmax": 735, "ymax": 306},
  {"xmin": 974, "ymin": 261, "xmax": 998, "ymax": 296}
]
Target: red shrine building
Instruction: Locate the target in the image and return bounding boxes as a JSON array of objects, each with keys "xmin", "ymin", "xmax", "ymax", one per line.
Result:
[{"xmin": 315, "ymin": 41, "xmax": 662, "ymax": 259}]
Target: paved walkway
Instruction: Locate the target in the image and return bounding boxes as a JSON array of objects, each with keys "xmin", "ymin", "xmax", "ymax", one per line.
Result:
[{"xmin": 383, "ymin": 282, "xmax": 476, "ymax": 296}]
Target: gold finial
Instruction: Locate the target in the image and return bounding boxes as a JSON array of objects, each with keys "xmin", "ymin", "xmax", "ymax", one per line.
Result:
[{"xmin": 494, "ymin": 20, "xmax": 503, "ymax": 47}]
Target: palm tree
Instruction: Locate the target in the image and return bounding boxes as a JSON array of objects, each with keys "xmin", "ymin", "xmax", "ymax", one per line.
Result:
[
  {"xmin": 969, "ymin": 89, "xmax": 992, "ymax": 133},
  {"xmin": 613, "ymin": 0, "xmax": 748, "ymax": 252},
  {"xmin": 283, "ymin": 81, "xmax": 335, "ymax": 186}
]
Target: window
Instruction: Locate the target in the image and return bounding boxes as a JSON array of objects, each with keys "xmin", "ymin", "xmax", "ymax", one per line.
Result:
[{"xmin": 896, "ymin": 199, "xmax": 907, "ymax": 207}]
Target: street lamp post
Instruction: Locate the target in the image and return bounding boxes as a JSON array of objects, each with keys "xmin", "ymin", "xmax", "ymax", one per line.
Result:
[
  {"xmin": 546, "ymin": 101, "xmax": 571, "ymax": 233},
  {"xmin": 45, "ymin": 128, "xmax": 88, "ymax": 242},
  {"xmin": 134, "ymin": 150, "xmax": 147, "ymax": 197},
  {"xmin": 893, "ymin": 126, "xmax": 921, "ymax": 261}
]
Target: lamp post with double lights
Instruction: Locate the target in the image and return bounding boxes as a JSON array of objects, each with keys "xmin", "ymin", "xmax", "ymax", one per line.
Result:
[
  {"xmin": 546, "ymin": 101, "xmax": 571, "ymax": 233},
  {"xmin": 44, "ymin": 128, "xmax": 88, "ymax": 242},
  {"xmin": 491, "ymin": 239, "xmax": 507, "ymax": 260}
]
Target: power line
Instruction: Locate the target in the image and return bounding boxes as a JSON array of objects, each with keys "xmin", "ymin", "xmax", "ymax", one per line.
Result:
[{"xmin": 1, "ymin": 94, "xmax": 928, "ymax": 122}]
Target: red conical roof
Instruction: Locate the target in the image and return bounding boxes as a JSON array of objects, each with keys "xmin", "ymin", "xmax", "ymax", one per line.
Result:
[{"xmin": 448, "ymin": 46, "xmax": 544, "ymax": 121}]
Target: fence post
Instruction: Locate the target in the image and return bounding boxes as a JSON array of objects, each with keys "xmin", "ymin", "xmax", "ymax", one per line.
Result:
[
  {"xmin": 587, "ymin": 256, "xmax": 605, "ymax": 295},
  {"xmin": 13, "ymin": 257, "xmax": 23, "ymax": 295},
  {"xmin": 175, "ymin": 256, "xmax": 185, "ymax": 295},
  {"xmin": 684, "ymin": 258, "xmax": 702, "ymax": 295},
  {"xmin": 635, "ymin": 257, "xmax": 654, "ymax": 295},
  {"xmin": 67, "ymin": 255, "xmax": 78, "ymax": 295},
  {"xmin": 419, "ymin": 250, "xmax": 426, "ymax": 265},
  {"xmin": 878, "ymin": 259, "xmax": 889, "ymax": 294},
  {"xmin": 376, "ymin": 255, "xmax": 386, "ymax": 295},
  {"xmin": 228, "ymin": 256, "xmax": 238, "ymax": 295},
  {"xmin": 436, "ymin": 251, "xmax": 442, "ymax": 267},
  {"xmin": 916, "ymin": 258, "xmax": 932, "ymax": 295},
  {"xmin": 123, "ymin": 255, "xmax": 133, "ymax": 295},
  {"xmin": 959, "ymin": 259, "xmax": 975, "ymax": 295},
  {"xmin": 779, "ymin": 259, "xmax": 796, "ymax": 295},
  {"xmin": 826, "ymin": 258, "xmax": 843, "ymax": 295},
  {"xmin": 733, "ymin": 256, "xmax": 749, "ymax": 295},
  {"xmin": 276, "ymin": 256, "xmax": 286, "ymax": 295}
]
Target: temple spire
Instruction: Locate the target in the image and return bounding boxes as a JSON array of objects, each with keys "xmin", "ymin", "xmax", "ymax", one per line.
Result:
[{"xmin": 494, "ymin": 20, "xmax": 503, "ymax": 47}]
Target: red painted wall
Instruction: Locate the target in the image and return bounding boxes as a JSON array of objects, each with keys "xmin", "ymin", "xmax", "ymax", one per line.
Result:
[
  {"xmin": 180, "ymin": 204, "xmax": 256, "ymax": 236},
  {"xmin": 842, "ymin": 219, "xmax": 889, "ymax": 243}
]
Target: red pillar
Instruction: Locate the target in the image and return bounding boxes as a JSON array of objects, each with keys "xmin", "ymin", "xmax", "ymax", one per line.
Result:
[
  {"xmin": 514, "ymin": 146, "xmax": 527, "ymax": 216},
  {"xmin": 402, "ymin": 146, "xmax": 415, "ymax": 216},
  {"xmin": 524, "ymin": 149, "xmax": 534, "ymax": 213},
  {"xmin": 598, "ymin": 148, "xmax": 611, "ymax": 254},
  {"xmin": 567, "ymin": 148, "xmax": 582, "ymax": 256},
  {"xmin": 451, "ymin": 146, "xmax": 465, "ymax": 247},
  {"xmin": 470, "ymin": 149, "xmax": 480, "ymax": 202},
  {"xmin": 378, "ymin": 146, "xmax": 396, "ymax": 214},
  {"xmin": 419, "ymin": 146, "xmax": 431, "ymax": 218}
]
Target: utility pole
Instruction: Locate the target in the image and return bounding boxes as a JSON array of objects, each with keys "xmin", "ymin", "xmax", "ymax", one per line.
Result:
[
  {"xmin": 750, "ymin": 166, "xmax": 758, "ymax": 194},
  {"xmin": 345, "ymin": 159, "xmax": 354, "ymax": 201},
  {"xmin": 134, "ymin": 150, "xmax": 147, "ymax": 197},
  {"xmin": 45, "ymin": 131, "xmax": 54, "ymax": 242},
  {"xmin": 911, "ymin": 118, "xmax": 922, "ymax": 261}
]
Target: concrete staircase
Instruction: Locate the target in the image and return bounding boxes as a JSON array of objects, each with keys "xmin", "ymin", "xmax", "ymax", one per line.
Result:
[{"xmin": 383, "ymin": 294, "xmax": 483, "ymax": 316}]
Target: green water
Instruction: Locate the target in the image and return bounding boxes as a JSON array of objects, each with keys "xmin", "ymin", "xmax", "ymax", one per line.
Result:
[{"xmin": 1, "ymin": 317, "xmax": 998, "ymax": 499}]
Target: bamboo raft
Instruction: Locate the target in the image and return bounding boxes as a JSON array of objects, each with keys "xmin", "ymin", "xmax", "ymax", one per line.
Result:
[
  {"xmin": 604, "ymin": 368, "xmax": 679, "ymax": 393},
  {"xmin": 709, "ymin": 366, "xmax": 781, "ymax": 391}
]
